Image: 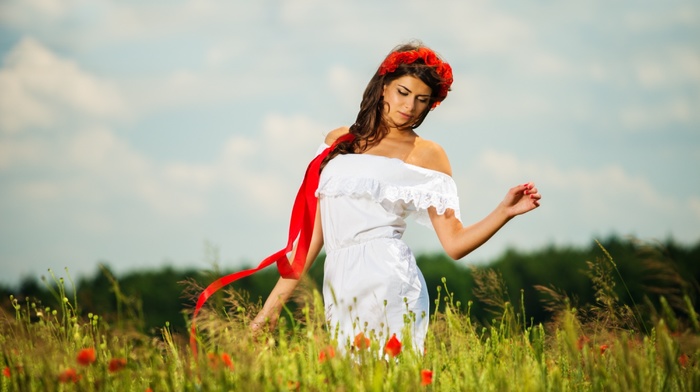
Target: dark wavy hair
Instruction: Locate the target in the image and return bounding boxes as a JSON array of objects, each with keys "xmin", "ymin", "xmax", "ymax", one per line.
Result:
[{"xmin": 321, "ymin": 41, "xmax": 450, "ymax": 170}]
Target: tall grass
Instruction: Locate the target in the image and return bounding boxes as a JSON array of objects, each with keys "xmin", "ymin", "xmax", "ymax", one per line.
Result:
[{"xmin": 1, "ymin": 247, "xmax": 699, "ymax": 391}]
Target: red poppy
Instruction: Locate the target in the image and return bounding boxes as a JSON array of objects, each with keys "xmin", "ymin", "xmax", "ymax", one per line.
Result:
[
  {"xmin": 76, "ymin": 348, "xmax": 96, "ymax": 366},
  {"xmin": 384, "ymin": 334, "xmax": 402, "ymax": 357},
  {"xmin": 58, "ymin": 368, "xmax": 81, "ymax": 383},
  {"xmin": 377, "ymin": 48, "xmax": 452, "ymax": 108},
  {"xmin": 576, "ymin": 335, "xmax": 590, "ymax": 351},
  {"xmin": 221, "ymin": 353, "xmax": 234, "ymax": 370},
  {"xmin": 2, "ymin": 367, "xmax": 9, "ymax": 378},
  {"xmin": 318, "ymin": 346, "xmax": 336, "ymax": 363},
  {"xmin": 207, "ymin": 352, "xmax": 234, "ymax": 370},
  {"xmin": 145, "ymin": 388, "xmax": 153, "ymax": 392},
  {"xmin": 679, "ymin": 353, "xmax": 689, "ymax": 368},
  {"xmin": 108, "ymin": 358, "xmax": 127, "ymax": 373},
  {"xmin": 353, "ymin": 332, "xmax": 370, "ymax": 350},
  {"xmin": 206, "ymin": 352, "xmax": 219, "ymax": 368},
  {"xmin": 599, "ymin": 344, "xmax": 610, "ymax": 355},
  {"xmin": 420, "ymin": 369, "xmax": 433, "ymax": 386}
]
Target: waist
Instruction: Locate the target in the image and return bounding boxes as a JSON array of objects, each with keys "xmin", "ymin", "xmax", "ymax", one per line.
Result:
[{"xmin": 325, "ymin": 235, "xmax": 403, "ymax": 253}]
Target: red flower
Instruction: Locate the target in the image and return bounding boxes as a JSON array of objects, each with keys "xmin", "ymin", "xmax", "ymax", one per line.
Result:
[
  {"xmin": 2, "ymin": 367, "xmax": 10, "ymax": 378},
  {"xmin": 145, "ymin": 388, "xmax": 153, "ymax": 392},
  {"xmin": 378, "ymin": 48, "xmax": 452, "ymax": 108},
  {"xmin": 599, "ymin": 344, "xmax": 610, "ymax": 355},
  {"xmin": 384, "ymin": 334, "xmax": 402, "ymax": 357},
  {"xmin": 318, "ymin": 346, "xmax": 336, "ymax": 363},
  {"xmin": 221, "ymin": 353, "xmax": 234, "ymax": 370},
  {"xmin": 206, "ymin": 352, "xmax": 219, "ymax": 368},
  {"xmin": 207, "ymin": 352, "xmax": 234, "ymax": 370},
  {"xmin": 576, "ymin": 335, "xmax": 590, "ymax": 351},
  {"xmin": 679, "ymin": 353, "xmax": 690, "ymax": 368},
  {"xmin": 353, "ymin": 332, "xmax": 370, "ymax": 350},
  {"xmin": 58, "ymin": 368, "xmax": 81, "ymax": 383},
  {"xmin": 108, "ymin": 358, "xmax": 127, "ymax": 373},
  {"xmin": 76, "ymin": 348, "xmax": 96, "ymax": 366},
  {"xmin": 420, "ymin": 369, "xmax": 433, "ymax": 386}
]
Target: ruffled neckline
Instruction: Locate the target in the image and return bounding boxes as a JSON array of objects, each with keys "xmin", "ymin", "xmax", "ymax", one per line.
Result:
[{"xmin": 317, "ymin": 153, "xmax": 461, "ymax": 227}]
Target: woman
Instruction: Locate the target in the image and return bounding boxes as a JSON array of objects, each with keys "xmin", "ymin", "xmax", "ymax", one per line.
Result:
[{"xmin": 249, "ymin": 41, "xmax": 541, "ymax": 353}]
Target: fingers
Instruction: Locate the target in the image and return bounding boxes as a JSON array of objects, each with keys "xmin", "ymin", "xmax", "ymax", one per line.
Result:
[{"xmin": 521, "ymin": 182, "xmax": 541, "ymax": 207}]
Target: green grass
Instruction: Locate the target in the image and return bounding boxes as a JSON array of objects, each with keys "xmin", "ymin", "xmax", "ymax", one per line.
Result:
[{"xmin": 1, "ymin": 253, "xmax": 699, "ymax": 391}]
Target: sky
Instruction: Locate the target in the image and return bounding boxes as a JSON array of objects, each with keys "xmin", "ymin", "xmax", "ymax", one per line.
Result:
[{"xmin": 0, "ymin": 0, "xmax": 698, "ymax": 288}]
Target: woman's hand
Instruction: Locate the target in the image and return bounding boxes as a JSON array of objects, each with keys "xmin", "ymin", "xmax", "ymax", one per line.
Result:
[
  {"xmin": 250, "ymin": 311, "xmax": 278, "ymax": 337},
  {"xmin": 500, "ymin": 182, "xmax": 541, "ymax": 218}
]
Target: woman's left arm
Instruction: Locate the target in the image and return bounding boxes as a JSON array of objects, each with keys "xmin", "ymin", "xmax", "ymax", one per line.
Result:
[{"xmin": 429, "ymin": 182, "xmax": 541, "ymax": 260}]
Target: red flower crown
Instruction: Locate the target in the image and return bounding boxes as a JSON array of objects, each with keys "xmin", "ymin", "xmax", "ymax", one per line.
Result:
[{"xmin": 378, "ymin": 47, "xmax": 453, "ymax": 109}]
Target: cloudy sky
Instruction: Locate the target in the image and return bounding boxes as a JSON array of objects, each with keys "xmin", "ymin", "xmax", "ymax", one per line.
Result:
[{"xmin": 1, "ymin": 0, "xmax": 698, "ymax": 287}]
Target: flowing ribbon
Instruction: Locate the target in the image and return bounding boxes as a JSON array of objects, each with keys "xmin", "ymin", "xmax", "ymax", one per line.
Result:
[{"xmin": 190, "ymin": 133, "xmax": 354, "ymax": 355}]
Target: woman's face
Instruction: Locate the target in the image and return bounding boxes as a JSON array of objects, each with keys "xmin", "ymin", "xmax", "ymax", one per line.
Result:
[{"xmin": 382, "ymin": 75, "xmax": 432, "ymax": 129}]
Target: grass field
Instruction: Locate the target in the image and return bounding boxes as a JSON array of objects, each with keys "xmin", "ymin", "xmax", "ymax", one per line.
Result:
[{"xmin": 1, "ymin": 251, "xmax": 698, "ymax": 391}]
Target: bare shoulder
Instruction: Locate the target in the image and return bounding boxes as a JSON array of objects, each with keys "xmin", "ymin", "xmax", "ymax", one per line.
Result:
[
  {"xmin": 324, "ymin": 126, "xmax": 350, "ymax": 145},
  {"xmin": 410, "ymin": 138, "xmax": 452, "ymax": 176}
]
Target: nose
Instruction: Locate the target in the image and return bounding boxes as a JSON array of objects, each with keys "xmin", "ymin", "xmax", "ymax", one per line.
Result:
[{"xmin": 403, "ymin": 98, "xmax": 414, "ymax": 113}]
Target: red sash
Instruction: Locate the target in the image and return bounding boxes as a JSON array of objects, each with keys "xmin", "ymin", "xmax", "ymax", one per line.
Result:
[{"xmin": 190, "ymin": 133, "xmax": 354, "ymax": 354}]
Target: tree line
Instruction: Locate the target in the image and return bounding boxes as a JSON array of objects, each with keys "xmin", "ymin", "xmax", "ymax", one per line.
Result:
[{"xmin": 2, "ymin": 235, "xmax": 699, "ymax": 335}]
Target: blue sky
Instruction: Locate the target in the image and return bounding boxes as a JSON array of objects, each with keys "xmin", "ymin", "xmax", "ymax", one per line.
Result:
[{"xmin": 1, "ymin": 1, "xmax": 698, "ymax": 287}]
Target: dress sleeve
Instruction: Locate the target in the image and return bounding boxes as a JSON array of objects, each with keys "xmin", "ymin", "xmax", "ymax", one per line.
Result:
[{"xmin": 411, "ymin": 175, "xmax": 461, "ymax": 229}]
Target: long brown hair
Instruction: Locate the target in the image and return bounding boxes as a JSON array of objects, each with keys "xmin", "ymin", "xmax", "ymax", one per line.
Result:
[{"xmin": 321, "ymin": 41, "xmax": 451, "ymax": 170}]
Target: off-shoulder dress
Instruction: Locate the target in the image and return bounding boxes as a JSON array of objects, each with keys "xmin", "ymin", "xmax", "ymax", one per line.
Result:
[{"xmin": 316, "ymin": 149, "xmax": 461, "ymax": 352}]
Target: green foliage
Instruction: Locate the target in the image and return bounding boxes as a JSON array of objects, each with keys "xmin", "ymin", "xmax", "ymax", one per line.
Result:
[
  {"xmin": 2, "ymin": 250, "xmax": 700, "ymax": 391},
  {"xmin": 1, "ymin": 235, "xmax": 699, "ymax": 336}
]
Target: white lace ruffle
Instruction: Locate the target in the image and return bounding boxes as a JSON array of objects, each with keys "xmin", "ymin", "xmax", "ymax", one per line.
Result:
[{"xmin": 317, "ymin": 176, "xmax": 461, "ymax": 228}]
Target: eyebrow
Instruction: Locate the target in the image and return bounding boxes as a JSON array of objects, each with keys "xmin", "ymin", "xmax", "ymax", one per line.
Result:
[{"xmin": 398, "ymin": 84, "xmax": 431, "ymax": 97}]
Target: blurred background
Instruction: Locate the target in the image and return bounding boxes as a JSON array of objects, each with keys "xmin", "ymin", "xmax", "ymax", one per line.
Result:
[{"xmin": 1, "ymin": 1, "xmax": 698, "ymax": 290}]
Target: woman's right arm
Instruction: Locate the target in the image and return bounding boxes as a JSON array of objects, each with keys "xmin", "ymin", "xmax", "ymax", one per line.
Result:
[
  {"xmin": 250, "ymin": 197, "xmax": 325, "ymax": 331},
  {"xmin": 251, "ymin": 126, "xmax": 348, "ymax": 332}
]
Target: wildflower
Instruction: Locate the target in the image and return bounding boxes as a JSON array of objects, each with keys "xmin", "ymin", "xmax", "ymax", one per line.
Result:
[
  {"xmin": 207, "ymin": 352, "xmax": 219, "ymax": 368},
  {"xmin": 318, "ymin": 346, "xmax": 336, "ymax": 363},
  {"xmin": 354, "ymin": 332, "xmax": 370, "ymax": 350},
  {"xmin": 145, "ymin": 388, "xmax": 153, "ymax": 392},
  {"xmin": 576, "ymin": 335, "xmax": 590, "ymax": 351},
  {"xmin": 221, "ymin": 353, "xmax": 234, "ymax": 370},
  {"xmin": 76, "ymin": 348, "xmax": 96, "ymax": 366},
  {"xmin": 420, "ymin": 369, "xmax": 433, "ymax": 386},
  {"xmin": 599, "ymin": 344, "xmax": 610, "ymax": 355},
  {"xmin": 384, "ymin": 334, "xmax": 402, "ymax": 357},
  {"xmin": 679, "ymin": 353, "xmax": 689, "ymax": 368},
  {"xmin": 58, "ymin": 368, "xmax": 81, "ymax": 383},
  {"xmin": 108, "ymin": 358, "xmax": 127, "ymax": 373},
  {"xmin": 2, "ymin": 367, "xmax": 9, "ymax": 378},
  {"xmin": 207, "ymin": 352, "xmax": 234, "ymax": 370}
]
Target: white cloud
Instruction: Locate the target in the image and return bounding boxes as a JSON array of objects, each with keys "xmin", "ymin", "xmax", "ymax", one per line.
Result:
[
  {"xmin": 215, "ymin": 112, "xmax": 333, "ymax": 216},
  {"xmin": 469, "ymin": 150, "xmax": 697, "ymax": 243},
  {"xmin": 633, "ymin": 47, "xmax": 700, "ymax": 89},
  {"xmin": 327, "ymin": 65, "xmax": 366, "ymax": 111},
  {"xmin": 620, "ymin": 99, "xmax": 696, "ymax": 130},
  {"xmin": 624, "ymin": 5, "xmax": 699, "ymax": 32},
  {"xmin": 690, "ymin": 197, "xmax": 700, "ymax": 219},
  {"xmin": 0, "ymin": 37, "xmax": 127, "ymax": 133},
  {"xmin": 440, "ymin": 3, "xmax": 532, "ymax": 54}
]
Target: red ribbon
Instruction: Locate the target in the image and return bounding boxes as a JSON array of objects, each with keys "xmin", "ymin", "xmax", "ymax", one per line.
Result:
[{"xmin": 190, "ymin": 133, "xmax": 354, "ymax": 355}]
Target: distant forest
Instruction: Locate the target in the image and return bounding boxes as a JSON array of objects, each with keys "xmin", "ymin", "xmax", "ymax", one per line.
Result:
[{"xmin": 2, "ymin": 235, "xmax": 699, "ymax": 335}]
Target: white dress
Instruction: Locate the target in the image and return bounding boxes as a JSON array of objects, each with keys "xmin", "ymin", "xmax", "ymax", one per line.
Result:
[{"xmin": 316, "ymin": 150, "xmax": 461, "ymax": 353}]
